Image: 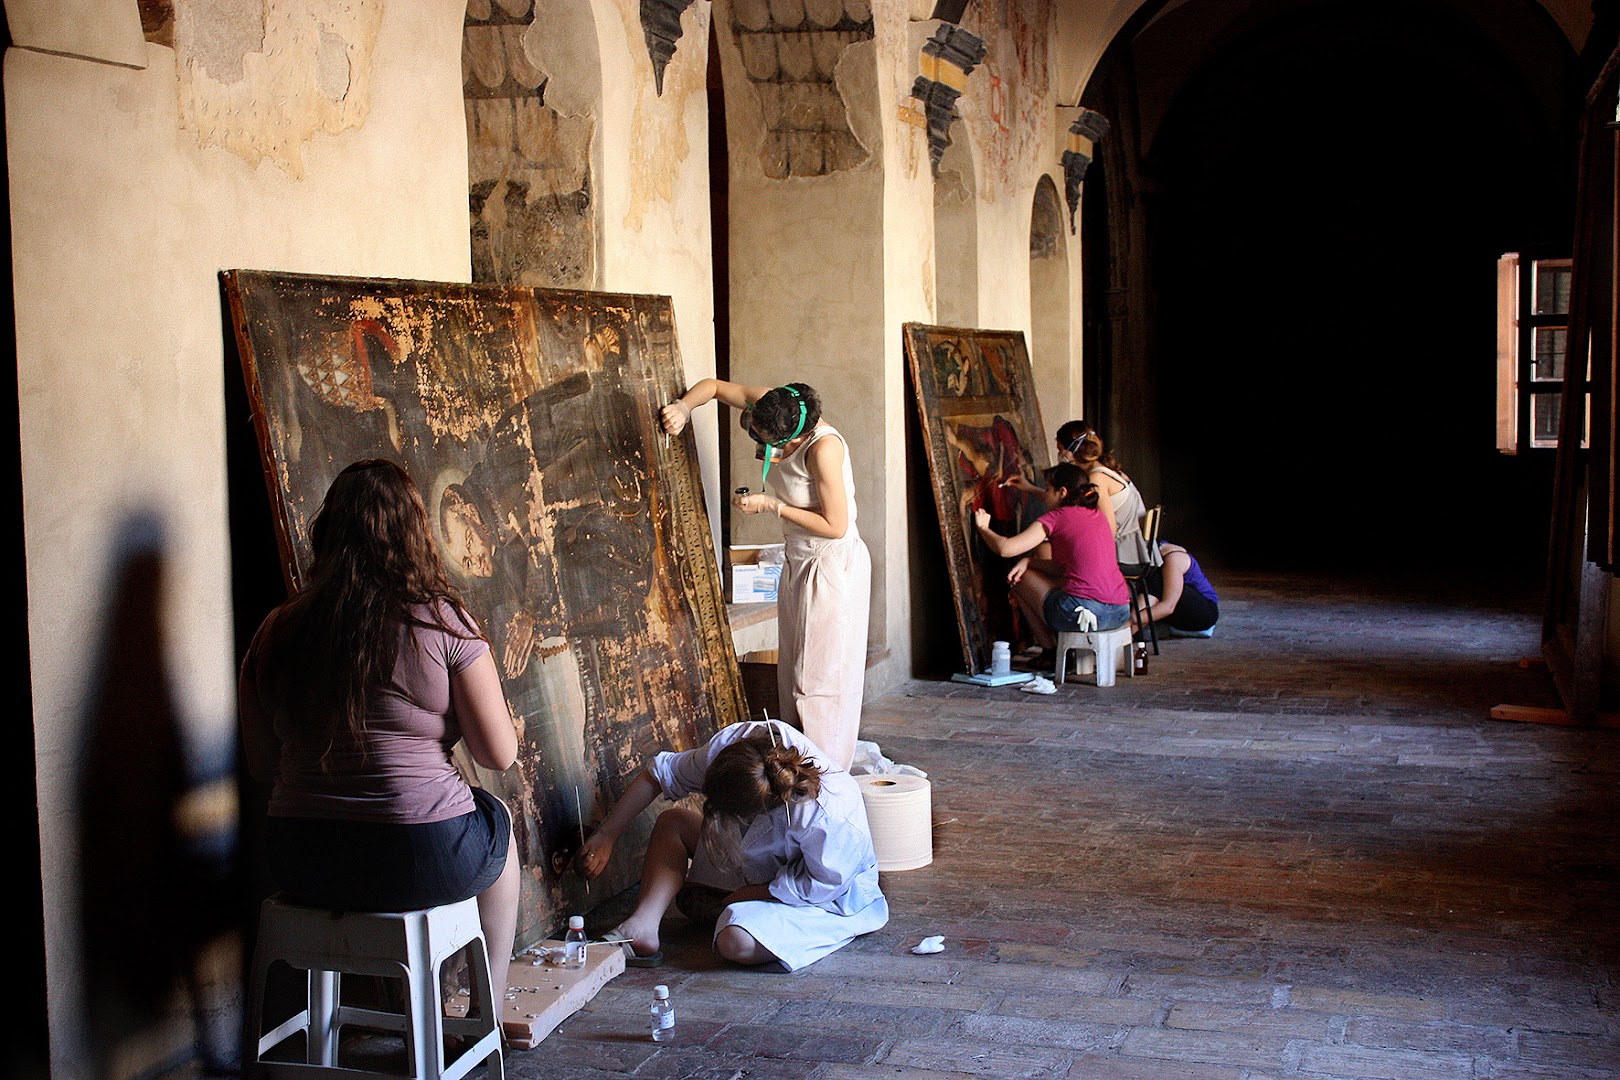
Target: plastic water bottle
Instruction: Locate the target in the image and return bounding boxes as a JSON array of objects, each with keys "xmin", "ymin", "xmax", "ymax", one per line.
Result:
[
  {"xmin": 650, "ymin": 984, "xmax": 675, "ymax": 1041},
  {"xmin": 991, "ymin": 640, "xmax": 1011, "ymax": 676},
  {"xmin": 564, "ymin": 916, "xmax": 587, "ymax": 969}
]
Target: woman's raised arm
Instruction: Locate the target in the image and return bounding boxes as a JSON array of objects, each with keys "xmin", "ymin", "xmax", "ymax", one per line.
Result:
[
  {"xmin": 661, "ymin": 378, "xmax": 773, "ymax": 434},
  {"xmin": 973, "ymin": 508, "xmax": 1049, "ymax": 559}
]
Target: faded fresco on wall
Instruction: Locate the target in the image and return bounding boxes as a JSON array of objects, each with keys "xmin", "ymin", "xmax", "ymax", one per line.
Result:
[
  {"xmin": 904, "ymin": 323, "xmax": 1049, "ymax": 674},
  {"xmin": 465, "ymin": 0, "xmax": 597, "ymax": 288},
  {"xmin": 956, "ymin": 0, "xmax": 1053, "ymax": 198},
  {"xmin": 225, "ymin": 271, "xmax": 742, "ymax": 942},
  {"xmin": 729, "ymin": 0, "xmax": 875, "ymax": 178},
  {"xmin": 174, "ymin": 0, "xmax": 383, "ymax": 178}
]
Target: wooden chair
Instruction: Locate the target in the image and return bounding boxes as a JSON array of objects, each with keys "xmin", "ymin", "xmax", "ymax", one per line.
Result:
[{"xmin": 1122, "ymin": 505, "xmax": 1163, "ymax": 655}]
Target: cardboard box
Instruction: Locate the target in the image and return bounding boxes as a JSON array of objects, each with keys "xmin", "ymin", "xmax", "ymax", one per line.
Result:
[{"xmin": 729, "ymin": 544, "xmax": 784, "ymax": 603}]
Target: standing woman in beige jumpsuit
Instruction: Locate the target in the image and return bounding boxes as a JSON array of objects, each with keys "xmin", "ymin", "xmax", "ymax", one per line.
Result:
[{"xmin": 662, "ymin": 380, "xmax": 870, "ymax": 769}]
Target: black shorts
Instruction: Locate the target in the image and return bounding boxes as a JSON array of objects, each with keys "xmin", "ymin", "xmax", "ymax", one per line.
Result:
[
  {"xmin": 267, "ymin": 785, "xmax": 511, "ymax": 912},
  {"xmin": 1144, "ymin": 567, "xmax": 1219, "ymax": 633}
]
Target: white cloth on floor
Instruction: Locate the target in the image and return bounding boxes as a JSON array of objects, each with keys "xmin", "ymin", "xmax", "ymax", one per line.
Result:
[
  {"xmin": 850, "ymin": 739, "xmax": 928, "ymax": 779},
  {"xmin": 648, "ymin": 720, "xmax": 889, "ymax": 971}
]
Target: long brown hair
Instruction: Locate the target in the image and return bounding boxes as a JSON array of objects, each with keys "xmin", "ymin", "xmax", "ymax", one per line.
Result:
[{"xmin": 261, "ymin": 459, "xmax": 477, "ymax": 763}]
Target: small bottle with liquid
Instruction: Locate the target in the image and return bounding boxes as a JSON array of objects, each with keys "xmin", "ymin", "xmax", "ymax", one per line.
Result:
[
  {"xmin": 564, "ymin": 915, "xmax": 587, "ymax": 969},
  {"xmin": 650, "ymin": 984, "xmax": 675, "ymax": 1041},
  {"xmin": 990, "ymin": 640, "xmax": 1011, "ymax": 676}
]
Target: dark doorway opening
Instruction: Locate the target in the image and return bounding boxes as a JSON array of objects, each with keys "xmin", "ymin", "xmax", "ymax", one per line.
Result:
[{"xmin": 1095, "ymin": 0, "xmax": 1578, "ymax": 579}]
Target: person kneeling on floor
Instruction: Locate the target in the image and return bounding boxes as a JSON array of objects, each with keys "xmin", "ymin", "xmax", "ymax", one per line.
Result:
[
  {"xmin": 578, "ymin": 719, "xmax": 888, "ymax": 972},
  {"xmin": 1133, "ymin": 541, "xmax": 1219, "ymax": 637}
]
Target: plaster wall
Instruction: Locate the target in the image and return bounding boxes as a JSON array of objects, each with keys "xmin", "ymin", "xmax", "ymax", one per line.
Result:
[
  {"xmin": 8, "ymin": 0, "xmax": 469, "ymax": 1071},
  {"xmin": 594, "ymin": 0, "xmax": 723, "ymax": 549},
  {"xmin": 714, "ymin": 1, "xmax": 900, "ymax": 691},
  {"xmin": 951, "ymin": 1, "xmax": 1081, "ymax": 431}
]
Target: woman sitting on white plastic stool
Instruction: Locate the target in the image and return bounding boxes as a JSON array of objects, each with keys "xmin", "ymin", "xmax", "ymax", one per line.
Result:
[{"xmin": 974, "ymin": 463, "xmax": 1131, "ymax": 656}]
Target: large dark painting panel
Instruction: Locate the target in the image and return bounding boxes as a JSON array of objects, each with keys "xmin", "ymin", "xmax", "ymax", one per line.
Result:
[
  {"xmin": 903, "ymin": 323, "xmax": 1050, "ymax": 674},
  {"xmin": 225, "ymin": 270, "xmax": 742, "ymax": 942}
]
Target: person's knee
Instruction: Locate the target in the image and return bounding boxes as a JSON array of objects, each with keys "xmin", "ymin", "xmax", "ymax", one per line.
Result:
[
  {"xmin": 714, "ymin": 925, "xmax": 762, "ymax": 964},
  {"xmin": 650, "ymin": 806, "xmax": 702, "ymax": 854}
]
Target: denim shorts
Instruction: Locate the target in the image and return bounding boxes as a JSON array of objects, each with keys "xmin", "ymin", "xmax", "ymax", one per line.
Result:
[
  {"xmin": 1043, "ymin": 589, "xmax": 1131, "ymax": 633},
  {"xmin": 267, "ymin": 785, "xmax": 511, "ymax": 912}
]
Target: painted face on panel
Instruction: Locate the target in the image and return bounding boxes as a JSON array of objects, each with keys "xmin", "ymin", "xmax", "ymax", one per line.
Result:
[{"xmin": 440, "ymin": 485, "xmax": 495, "ymax": 579}]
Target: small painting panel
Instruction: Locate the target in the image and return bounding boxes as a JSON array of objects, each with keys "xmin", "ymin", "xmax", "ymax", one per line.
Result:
[
  {"xmin": 225, "ymin": 270, "xmax": 742, "ymax": 942},
  {"xmin": 904, "ymin": 323, "xmax": 1050, "ymax": 674}
]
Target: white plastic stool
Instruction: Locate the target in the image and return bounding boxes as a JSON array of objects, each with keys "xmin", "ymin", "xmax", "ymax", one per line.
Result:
[
  {"xmin": 1054, "ymin": 624, "xmax": 1137, "ymax": 687},
  {"xmin": 246, "ymin": 895, "xmax": 503, "ymax": 1080}
]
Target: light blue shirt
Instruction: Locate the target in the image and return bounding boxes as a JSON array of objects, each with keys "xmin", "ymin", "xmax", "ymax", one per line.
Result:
[{"xmin": 649, "ymin": 720, "xmax": 884, "ymax": 916}]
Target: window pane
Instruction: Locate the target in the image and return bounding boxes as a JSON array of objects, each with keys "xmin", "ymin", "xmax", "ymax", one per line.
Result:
[
  {"xmin": 1534, "ymin": 262, "xmax": 1572, "ymax": 315},
  {"xmin": 1534, "ymin": 327, "xmax": 1567, "ymax": 380},
  {"xmin": 1531, "ymin": 391, "xmax": 1562, "ymax": 446}
]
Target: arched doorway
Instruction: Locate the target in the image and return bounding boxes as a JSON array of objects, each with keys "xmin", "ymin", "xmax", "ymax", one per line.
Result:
[{"xmin": 1083, "ymin": 0, "xmax": 1577, "ymax": 572}]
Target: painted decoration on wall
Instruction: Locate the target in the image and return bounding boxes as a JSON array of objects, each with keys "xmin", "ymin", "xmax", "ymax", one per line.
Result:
[
  {"xmin": 464, "ymin": 1, "xmax": 597, "ymax": 289},
  {"xmin": 726, "ymin": 2, "xmax": 874, "ymax": 178},
  {"xmin": 224, "ymin": 270, "xmax": 742, "ymax": 943},
  {"xmin": 904, "ymin": 323, "xmax": 1050, "ymax": 674}
]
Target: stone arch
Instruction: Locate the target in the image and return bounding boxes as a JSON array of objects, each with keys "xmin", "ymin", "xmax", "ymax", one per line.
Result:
[
  {"xmin": 463, "ymin": 0, "xmax": 603, "ymax": 288},
  {"xmin": 1029, "ymin": 173, "xmax": 1072, "ymax": 425},
  {"xmin": 934, "ymin": 124, "xmax": 979, "ymax": 328}
]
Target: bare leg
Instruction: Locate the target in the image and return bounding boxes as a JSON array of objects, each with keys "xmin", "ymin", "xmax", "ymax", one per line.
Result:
[
  {"xmin": 476, "ymin": 826, "xmax": 521, "ymax": 1035},
  {"xmin": 1012, "ymin": 569, "xmax": 1058, "ymax": 649},
  {"xmin": 610, "ymin": 807, "xmax": 701, "ymax": 957}
]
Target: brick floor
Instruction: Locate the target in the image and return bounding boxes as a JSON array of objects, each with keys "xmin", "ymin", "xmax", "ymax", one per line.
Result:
[{"xmin": 507, "ymin": 572, "xmax": 1620, "ymax": 1077}]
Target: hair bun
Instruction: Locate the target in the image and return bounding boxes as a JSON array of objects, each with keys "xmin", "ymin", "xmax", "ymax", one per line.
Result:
[{"xmin": 764, "ymin": 744, "xmax": 822, "ymax": 803}]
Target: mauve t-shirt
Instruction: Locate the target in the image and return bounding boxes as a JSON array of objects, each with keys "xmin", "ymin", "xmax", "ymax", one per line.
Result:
[
  {"xmin": 251, "ymin": 601, "xmax": 489, "ymax": 824},
  {"xmin": 1038, "ymin": 505, "xmax": 1130, "ymax": 605}
]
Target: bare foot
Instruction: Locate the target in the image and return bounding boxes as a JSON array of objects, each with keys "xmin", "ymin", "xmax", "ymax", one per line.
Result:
[{"xmin": 607, "ymin": 917, "xmax": 660, "ymax": 959}]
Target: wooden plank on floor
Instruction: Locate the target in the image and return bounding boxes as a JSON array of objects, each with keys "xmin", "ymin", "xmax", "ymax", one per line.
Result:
[
  {"xmin": 1490, "ymin": 704, "xmax": 1620, "ymax": 728},
  {"xmin": 447, "ymin": 938, "xmax": 624, "ymax": 1050}
]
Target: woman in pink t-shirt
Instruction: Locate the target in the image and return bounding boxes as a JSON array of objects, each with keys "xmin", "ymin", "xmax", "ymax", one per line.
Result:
[
  {"xmin": 239, "ymin": 459, "xmax": 522, "ymax": 1010},
  {"xmin": 973, "ymin": 462, "xmax": 1131, "ymax": 648}
]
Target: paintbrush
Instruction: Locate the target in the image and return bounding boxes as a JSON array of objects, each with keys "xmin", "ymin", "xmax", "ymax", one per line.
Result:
[{"xmin": 574, "ymin": 784, "xmax": 590, "ymax": 897}]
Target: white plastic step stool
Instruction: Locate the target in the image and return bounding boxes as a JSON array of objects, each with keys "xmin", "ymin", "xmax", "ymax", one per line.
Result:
[
  {"xmin": 245, "ymin": 895, "xmax": 503, "ymax": 1080},
  {"xmin": 1054, "ymin": 624, "xmax": 1137, "ymax": 687}
]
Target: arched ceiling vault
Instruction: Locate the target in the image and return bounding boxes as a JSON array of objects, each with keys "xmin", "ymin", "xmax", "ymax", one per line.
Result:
[{"xmin": 1051, "ymin": 0, "xmax": 1590, "ymax": 107}]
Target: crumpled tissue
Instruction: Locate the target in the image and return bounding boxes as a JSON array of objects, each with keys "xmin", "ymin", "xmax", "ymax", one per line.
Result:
[
  {"xmin": 911, "ymin": 935, "xmax": 946, "ymax": 955},
  {"xmin": 850, "ymin": 739, "xmax": 928, "ymax": 779}
]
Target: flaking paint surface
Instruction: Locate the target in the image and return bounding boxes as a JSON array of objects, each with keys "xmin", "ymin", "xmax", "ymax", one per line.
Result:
[
  {"xmin": 225, "ymin": 270, "xmax": 743, "ymax": 943},
  {"xmin": 174, "ymin": 0, "xmax": 383, "ymax": 179}
]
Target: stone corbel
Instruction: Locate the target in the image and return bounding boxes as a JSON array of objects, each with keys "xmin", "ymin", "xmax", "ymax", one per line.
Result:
[
  {"xmin": 1058, "ymin": 107, "xmax": 1110, "ymax": 233},
  {"xmin": 908, "ymin": 18, "xmax": 986, "ymax": 176},
  {"xmin": 641, "ymin": 0, "xmax": 700, "ymax": 96}
]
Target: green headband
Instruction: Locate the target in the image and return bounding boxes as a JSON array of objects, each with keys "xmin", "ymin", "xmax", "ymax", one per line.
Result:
[{"xmin": 759, "ymin": 385, "xmax": 808, "ymax": 487}]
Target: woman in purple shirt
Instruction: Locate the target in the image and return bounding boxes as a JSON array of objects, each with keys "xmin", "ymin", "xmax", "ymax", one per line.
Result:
[
  {"xmin": 239, "ymin": 459, "xmax": 521, "ymax": 1007},
  {"xmin": 974, "ymin": 462, "xmax": 1131, "ymax": 648}
]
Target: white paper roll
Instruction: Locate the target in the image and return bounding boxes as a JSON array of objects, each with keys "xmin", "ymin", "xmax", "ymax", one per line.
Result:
[{"xmin": 857, "ymin": 773, "xmax": 933, "ymax": 871}]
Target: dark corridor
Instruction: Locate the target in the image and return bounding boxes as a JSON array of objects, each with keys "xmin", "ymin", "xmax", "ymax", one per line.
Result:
[{"xmin": 1094, "ymin": 0, "xmax": 1580, "ymax": 579}]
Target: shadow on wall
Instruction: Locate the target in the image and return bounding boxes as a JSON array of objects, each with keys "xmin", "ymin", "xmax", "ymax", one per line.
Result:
[{"xmin": 77, "ymin": 513, "xmax": 242, "ymax": 1074}]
